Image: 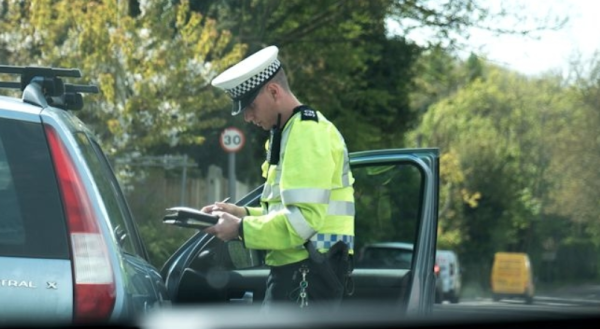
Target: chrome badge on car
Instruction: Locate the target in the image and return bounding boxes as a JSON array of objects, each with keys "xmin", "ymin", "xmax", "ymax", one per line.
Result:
[{"xmin": 0, "ymin": 279, "xmax": 37, "ymax": 288}]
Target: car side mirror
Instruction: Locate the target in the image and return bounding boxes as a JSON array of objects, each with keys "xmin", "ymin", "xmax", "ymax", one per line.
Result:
[{"xmin": 227, "ymin": 240, "xmax": 264, "ymax": 269}]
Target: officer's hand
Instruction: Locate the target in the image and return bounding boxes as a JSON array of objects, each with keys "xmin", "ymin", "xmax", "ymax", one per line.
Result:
[
  {"xmin": 203, "ymin": 211, "xmax": 241, "ymax": 242},
  {"xmin": 202, "ymin": 202, "xmax": 246, "ymax": 218}
]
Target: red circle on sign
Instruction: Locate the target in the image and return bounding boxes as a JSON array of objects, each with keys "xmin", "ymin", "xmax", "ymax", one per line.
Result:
[{"xmin": 220, "ymin": 127, "xmax": 245, "ymax": 153}]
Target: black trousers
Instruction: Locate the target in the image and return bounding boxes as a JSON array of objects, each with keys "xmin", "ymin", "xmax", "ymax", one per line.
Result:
[{"xmin": 261, "ymin": 255, "xmax": 352, "ymax": 311}]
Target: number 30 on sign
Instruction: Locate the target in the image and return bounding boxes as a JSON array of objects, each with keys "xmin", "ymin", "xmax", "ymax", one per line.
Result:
[{"xmin": 220, "ymin": 127, "xmax": 245, "ymax": 153}]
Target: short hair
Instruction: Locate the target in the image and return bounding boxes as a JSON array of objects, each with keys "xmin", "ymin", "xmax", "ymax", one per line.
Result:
[{"xmin": 269, "ymin": 67, "xmax": 291, "ymax": 92}]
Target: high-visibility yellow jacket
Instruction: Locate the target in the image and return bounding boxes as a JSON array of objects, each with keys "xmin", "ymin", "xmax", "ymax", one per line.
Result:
[{"xmin": 241, "ymin": 106, "xmax": 355, "ymax": 266}]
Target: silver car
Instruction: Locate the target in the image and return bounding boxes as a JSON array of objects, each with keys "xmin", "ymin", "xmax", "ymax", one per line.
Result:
[{"xmin": 0, "ymin": 66, "xmax": 169, "ymax": 325}]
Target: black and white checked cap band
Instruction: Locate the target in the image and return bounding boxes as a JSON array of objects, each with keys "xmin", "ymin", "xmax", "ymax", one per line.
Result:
[
  {"xmin": 225, "ymin": 59, "xmax": 280, "ymax": 99},
  {"xmin": 211, "ymin": 46, "xmax": 281, "ymax": 115}
]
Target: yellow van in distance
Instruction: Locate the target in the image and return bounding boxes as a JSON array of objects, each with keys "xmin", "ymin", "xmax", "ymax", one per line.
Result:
[{"xmin": 491, "ymin": 252, "xmax": 535, "ymax": 304}]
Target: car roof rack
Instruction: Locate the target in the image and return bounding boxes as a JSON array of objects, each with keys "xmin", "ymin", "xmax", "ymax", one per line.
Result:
[{"xmin": 0, "ymin": 65, "xmax": 99, "ymax": 111}]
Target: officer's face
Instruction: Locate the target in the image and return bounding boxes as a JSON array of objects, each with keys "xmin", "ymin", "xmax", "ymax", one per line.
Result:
[{"xmin": 243, "ymin": 84, "xmax": 277, "ymax": 130}]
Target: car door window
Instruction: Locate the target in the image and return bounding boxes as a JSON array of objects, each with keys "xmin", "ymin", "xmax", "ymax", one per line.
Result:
[
  {"xmin": 73, "ymin": 132, "xmax": 140, "ymax": 257},
  {"xmin": 359, "ymin": 246, "xmax": 413, "ymax": 269},
  {"xmin": 353, "ymin": 163, "xmax": 423, "ymax": 269},
  {"xmin": 0, "ymin": 136, "xmax": 21, "ymax": 245}
]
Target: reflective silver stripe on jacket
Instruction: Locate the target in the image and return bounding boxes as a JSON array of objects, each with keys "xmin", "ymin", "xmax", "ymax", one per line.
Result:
[
  {"xmin": 327, "ymin": 200, "xmax": 355, "ymax": 216},
  {"xmin": 260, "ymin": 113, "xmax": 295, "ymax": 201},
  {"xmin": 269, "ymin": 203, "xmax": 316, "ymax": 240},
  {"xmin": 282, "ymin": 188, "xmax": 330, "ymax": 204},
  {"xmin": 270, "ymin": 199, "xmax": 354, "ymax": 217},
  {"xmin": 337, "ymin": 130, "xmax": 351, "ymax": 187},
  {"xmin": 261, "ymin": 183, "xmax": 280, "ymax": 200},
  {"xmin": 283, "ymin": 205, "xmax": 316, "ymax": 240}
]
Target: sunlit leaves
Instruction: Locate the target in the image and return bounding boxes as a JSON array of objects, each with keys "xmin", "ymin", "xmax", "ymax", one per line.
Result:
[
  {"xmin": 0, "ymin": 0, "xmax": 242, "ymax": 157},
  {"xmin": 410, "ymin": 62, "xmax": 580, "ymax": 260}
]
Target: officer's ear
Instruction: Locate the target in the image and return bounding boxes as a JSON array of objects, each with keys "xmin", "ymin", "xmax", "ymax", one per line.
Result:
[{"xmin": 265, "ymin": 82, "xmax": 279, "ymax": 101}]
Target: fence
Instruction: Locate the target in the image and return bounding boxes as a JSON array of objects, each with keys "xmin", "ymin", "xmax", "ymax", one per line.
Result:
[{"xmin": 115, "ymin": 159, "xmax": 251, "ymax": 225}]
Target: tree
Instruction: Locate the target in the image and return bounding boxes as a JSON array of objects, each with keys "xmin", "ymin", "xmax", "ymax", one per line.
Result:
[
  {"xmin": 0, "ymin": 0, "xmax": 243, "ymax": 159},
  {"xmin": 131, "ymin": 0, "xmax": 566, "ymax": 181},
  {"xmin": 407, "ymin": 63, "xmax": 582, "ymax": 285},
  {"xmin": 182, "ymin": 0, "xmax": 424, "ymax": 157},
  {"xmin": 547, "ymin": 55, "xmax": 600, "ymax": 247}
]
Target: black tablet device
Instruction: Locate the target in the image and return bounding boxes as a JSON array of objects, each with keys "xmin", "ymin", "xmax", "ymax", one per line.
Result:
[{"xmin": 163, "ymin": 206, "xmax": 220, "ymax": 229}]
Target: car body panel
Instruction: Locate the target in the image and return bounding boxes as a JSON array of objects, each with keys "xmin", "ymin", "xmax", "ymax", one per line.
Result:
[
  {"xmin": 0, "ymin": 107, "xmax": 73, "ymax": 324},
  {"xmin": 0, "ymin": 97, "xmax": 43, "ymax": 121},
  {"xmin": 0, "ymin": 257, "xmax": 73, "ymax": 323}
]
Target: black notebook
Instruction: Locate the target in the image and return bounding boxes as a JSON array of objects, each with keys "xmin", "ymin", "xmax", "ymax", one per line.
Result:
[{"xmin": 163, "ymin": 206, "xmax": 220, "ymax": 229}]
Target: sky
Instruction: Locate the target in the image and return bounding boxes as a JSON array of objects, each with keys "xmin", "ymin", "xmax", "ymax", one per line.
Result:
[{"xmin": 392, "ymin": 0, "xmax": 600, "ymax": 77}]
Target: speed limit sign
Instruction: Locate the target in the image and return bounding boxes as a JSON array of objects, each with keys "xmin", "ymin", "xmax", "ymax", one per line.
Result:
[{"xmin": 220, "ymin": 127, "xmax": 245, "ymax": 153}]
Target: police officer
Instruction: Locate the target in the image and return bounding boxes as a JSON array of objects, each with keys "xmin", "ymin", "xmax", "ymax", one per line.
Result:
[{"xmin": 202, "ymin": 45, "xmax": 355, "ymax": 310}]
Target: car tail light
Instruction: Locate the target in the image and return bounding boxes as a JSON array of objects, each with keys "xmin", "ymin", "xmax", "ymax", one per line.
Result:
[
  {"xmin": 45, "ymin": 125, "xmax": 115, "ymax": 323},
  {"xmin": 434, "ymin": 264, "xmax": 440, "ymax": 276}
]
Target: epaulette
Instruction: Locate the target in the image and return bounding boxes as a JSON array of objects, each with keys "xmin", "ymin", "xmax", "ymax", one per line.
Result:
[{"xmin": 293, "ymin": 105, "xmax": 318, "ymax": 122}]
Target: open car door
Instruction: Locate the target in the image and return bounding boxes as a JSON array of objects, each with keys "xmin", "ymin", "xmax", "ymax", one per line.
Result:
[{"xmin": 161, "ymin": 148, "xmax": 439, "ymax": 316}]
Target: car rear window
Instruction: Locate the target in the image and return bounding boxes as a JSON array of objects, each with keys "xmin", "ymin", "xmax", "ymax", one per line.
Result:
[
  {"xmin": 0, "ymin": 118, "xmax": 69, "ymax": 258},
  {"xmin": 359, "ymin": 247, "xmax": 414, "ymax": 269}
]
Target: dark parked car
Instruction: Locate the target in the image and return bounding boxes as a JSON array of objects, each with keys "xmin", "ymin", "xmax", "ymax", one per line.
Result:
[
  {"xmin": 0, "ymin": 65, "xmax": 440, "ymax": 325},
  {"xmin": 355, "ymin": 242, "xmax": 414, "ymax": 269}
]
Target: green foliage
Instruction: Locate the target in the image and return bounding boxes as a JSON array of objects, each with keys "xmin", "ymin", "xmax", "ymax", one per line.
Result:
[
  {"xmin": 409, "ymin": 56, "xmax": 600, "ymax": 282},
  {"xmin": 353, "ymin": 164, "xmax": 423, "ymax": 251},
  {"xmin": 409, "ymin": 46, "xmax": 465, "ymax": 126},
  {"xmin": 194, "ymin": 0, "xmax": 424, "ymax": 159},
  {"xmin": 411, "ymin": 65, "xmax": 561, "ymax": 255},
  {"xmin": 119, "ymin": 166, "xmax": 199, "ymax": 267},
  {"xmin": 0, "ymin": 0, "xmax": 243, "ymax": 158},
  {"xmin": 545, "ymin": 57, "xmax": 600, "ymax": 246},
  {"xmin": 138, "ymin": 221, "xmax": 196, "ymax": 268}
]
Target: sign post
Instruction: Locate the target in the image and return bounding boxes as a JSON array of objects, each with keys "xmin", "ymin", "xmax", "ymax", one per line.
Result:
[{"xmin": 220, "ymin": 127, "xmax": 245, "ymax": 202}]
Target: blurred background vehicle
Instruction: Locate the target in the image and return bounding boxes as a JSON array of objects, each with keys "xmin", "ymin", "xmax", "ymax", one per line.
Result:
[
  {"xmin": 491, "ymin": 252, "xmax": 535, "ymax": 304},
  {"xmin": 435, "ymin": 250, "xmax": 461, "ymax": 304},
  {"xmin": 356, "ymin": 242, "xmax": 414, "ymax": 269}
]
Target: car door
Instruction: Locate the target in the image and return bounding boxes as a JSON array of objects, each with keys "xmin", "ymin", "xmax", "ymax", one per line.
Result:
[{"xmin": 162, "ymin": 148, "xmax": 439, "ymax": 316}]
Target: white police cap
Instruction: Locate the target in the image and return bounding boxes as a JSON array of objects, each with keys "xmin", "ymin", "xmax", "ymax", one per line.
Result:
[{"xmin": 211, "ymin": 45, "xmax": 281, "ymax": 115}]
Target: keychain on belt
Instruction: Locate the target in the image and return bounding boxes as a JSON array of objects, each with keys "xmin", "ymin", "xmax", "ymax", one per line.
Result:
[{"xmin": 298, "ymin": 264, "xmax": 310, "ymax": 308}]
